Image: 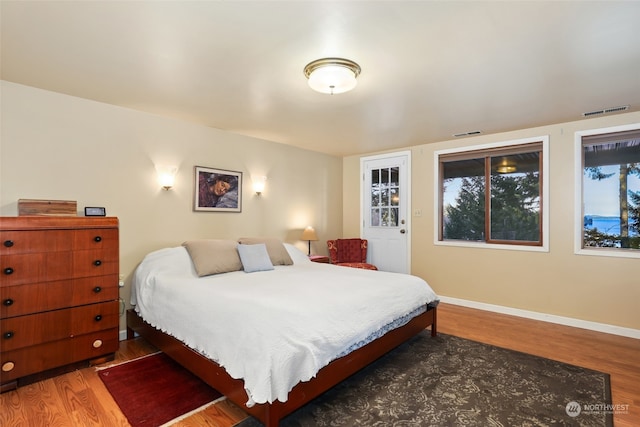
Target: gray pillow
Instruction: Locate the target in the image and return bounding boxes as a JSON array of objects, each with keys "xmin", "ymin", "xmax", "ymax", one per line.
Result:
[
  {"xmin": 238, "ymin": 237, "xmax": 293, "ymax": 266},
  {"xmin": 182, "ymin": 240, "xmax": 242, "ymax": 277},
  {"xmin": 237, "ymin": 243, "xmax": 274, "ymax": 273}
]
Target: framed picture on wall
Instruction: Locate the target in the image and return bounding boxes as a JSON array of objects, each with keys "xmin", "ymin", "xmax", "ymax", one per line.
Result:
[{"xmin": 194, "ymin": 166, "xmax": 242, "ymax": 212}]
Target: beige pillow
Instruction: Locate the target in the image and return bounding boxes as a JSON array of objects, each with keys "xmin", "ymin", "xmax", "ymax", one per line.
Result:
[
  {"xmin": 238, "ymin": 237, "xmax": 293, "ymax": 266},
  {"xmin": 182, "ymin": 239, "xmax": 242, "ymax": 276}
]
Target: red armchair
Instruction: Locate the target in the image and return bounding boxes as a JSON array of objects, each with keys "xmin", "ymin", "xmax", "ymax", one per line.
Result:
[{"xmin": 327, "ymin": 238, "xmax": 378, "ymax": 270}]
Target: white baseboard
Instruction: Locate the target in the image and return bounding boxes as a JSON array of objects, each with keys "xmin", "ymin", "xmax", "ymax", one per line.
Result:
[{"xmin": 438, "ymin": 296, "xmax": 640, "ymax": 340}]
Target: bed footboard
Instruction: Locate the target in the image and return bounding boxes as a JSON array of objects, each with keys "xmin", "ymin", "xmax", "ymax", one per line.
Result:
[{"xmin": 127, "ymin": 305, "xmax": 437, "ymax": 427}]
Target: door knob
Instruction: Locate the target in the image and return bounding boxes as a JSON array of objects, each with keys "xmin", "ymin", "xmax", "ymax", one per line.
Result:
[{"xmin": 400, "ymin": 229, "xmax": 406, "ymax": 234}]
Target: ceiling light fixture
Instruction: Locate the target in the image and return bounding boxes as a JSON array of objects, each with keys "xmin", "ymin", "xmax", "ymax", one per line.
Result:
[
  {"xmin": 496, "ymin": 158, "xmax": 517, "ymax": 174},
  {"xmin": 303, "ymin": 58, "xmax": 361, "ymax": 95}
]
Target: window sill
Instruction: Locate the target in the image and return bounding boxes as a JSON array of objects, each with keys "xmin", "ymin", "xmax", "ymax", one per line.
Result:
[
  {"xmin": 575, "ymin": 247, "xmax": 640, "ymax": 259},
  {"xmin": 434, "ymin": 239, "xmax": 549, "ymax": 253}
]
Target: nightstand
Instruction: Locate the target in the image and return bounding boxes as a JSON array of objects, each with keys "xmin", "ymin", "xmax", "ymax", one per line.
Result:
[{"xmin": 309, "ymin": 255, "xmax": 330, "ymax": 263}]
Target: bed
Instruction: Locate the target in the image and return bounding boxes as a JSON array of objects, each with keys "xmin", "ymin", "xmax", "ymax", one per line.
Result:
[{"xmin": 127, "ymin": 239, "xmax": 439, "ymax": 427}]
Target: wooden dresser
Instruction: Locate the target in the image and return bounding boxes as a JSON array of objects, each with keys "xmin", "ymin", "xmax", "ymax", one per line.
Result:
[{"xmin": 0, "ymin": 216, "xmax": 119, "ymax": 392}]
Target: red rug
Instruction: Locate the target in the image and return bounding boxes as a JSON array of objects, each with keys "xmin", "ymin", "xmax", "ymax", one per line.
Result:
[{"xmin": 98, "ymin": 352, "xmax": 223, "ymax": 427}]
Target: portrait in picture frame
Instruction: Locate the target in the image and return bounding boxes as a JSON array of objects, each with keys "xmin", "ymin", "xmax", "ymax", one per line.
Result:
[{"xmin": 194, "ymin": 166, "xmax": 242, "ymax": 212}]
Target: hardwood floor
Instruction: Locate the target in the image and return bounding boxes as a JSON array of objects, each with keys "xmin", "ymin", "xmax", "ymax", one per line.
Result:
[{"xmin": 1, "ymin": 303, "xmax": 638, "ymax": 426}]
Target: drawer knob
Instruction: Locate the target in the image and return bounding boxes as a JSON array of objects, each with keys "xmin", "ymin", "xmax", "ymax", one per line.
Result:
[
  {"xmin": 93, "ymin": 286, "xmax": 102, "ymax": 293},
  {"xmin": 3, "ymin": 240, "xmax": 14, "ymax": 248},
  {"xmin": 3, "ymin": 298, "xmax": 13, "ymax": 306},
  {"xmin": 3, "ymin": 331, "xmax": 14, "ymax": 339},
  {"xmin": 3, "ymin": 267, "xmax": 14, "ymax": 275},
  {"xmin": 93, "ymin": 339, "xmax": 103, "ymax": 348},
  {"xmin": 2, "ymin": 361, "xmax": 15, "ymax": 372},
  {"xmin": 95, "ymin": 315, "xmax": 102, "ymax": 322},
  {"xmin": 93, "ymin": 260, "xmax": 102, "ymax": 267},
  {"xmin": 94, "ymin": 236, "xmax": 102, "ymax": 243}
]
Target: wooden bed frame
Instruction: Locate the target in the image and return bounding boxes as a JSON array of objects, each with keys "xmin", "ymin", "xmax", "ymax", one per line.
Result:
[{"xmin": 127, "ymin": 304, "xmax": 437, "ymax": 427}]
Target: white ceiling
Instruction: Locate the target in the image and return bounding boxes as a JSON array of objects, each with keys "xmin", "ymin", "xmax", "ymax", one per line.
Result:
[{"xmin": 2, "ymin": 1, "xmax": 639, "ymax": 157}]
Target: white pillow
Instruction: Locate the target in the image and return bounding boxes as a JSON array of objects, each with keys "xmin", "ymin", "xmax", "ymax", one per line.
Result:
[
  {"xmin": 237, "ymin": 243, "xmax": 274, "ymax": 273},
  {"xmin": 284, "ymin": 243, "xmax": 312, "ymax": 264}
]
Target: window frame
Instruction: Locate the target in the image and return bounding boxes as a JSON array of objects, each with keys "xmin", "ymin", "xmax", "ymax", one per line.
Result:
[
  {"xmin": 434, "ymin": 136, "xmax": 550, "ymax": 252},
  {"xmin": 574, "ymin": 123, "xmax": 640, "ymax": 259}
]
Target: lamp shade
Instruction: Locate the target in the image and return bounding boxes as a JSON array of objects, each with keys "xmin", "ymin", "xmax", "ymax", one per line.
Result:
[
  {"xmin": 304, "ymin": 58, "xmax": 361, "ymax": 94},
  {"xmin": 301, "ymin": 226, "xmax": 318, "ymax": 241}
]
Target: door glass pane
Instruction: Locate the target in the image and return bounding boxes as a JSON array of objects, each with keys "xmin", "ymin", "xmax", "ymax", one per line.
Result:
[
  {"xmin": 372, "ymin": 169, "xmax": 380, "ymax": 186},
  {"xmin": 371, "ymin": 207, "xmax": 381, "ymax": 226},
  {"xmin": 390, "ymin": 167, "xmax": 399, "ymax": 187},
  {"xmin": 371, "ymin": 169, "xmax": 380, "ymax": 218},
  {"xmin": 381, "ymin": 188, "xmax": 389, "ymax": 206},
  {"xmin": 390, "ymin": 188, "xmax": 399, "ymax": 206},
  {"xmin": 389, "ymin": 207, "xmax": 399, "ymax": 226}
]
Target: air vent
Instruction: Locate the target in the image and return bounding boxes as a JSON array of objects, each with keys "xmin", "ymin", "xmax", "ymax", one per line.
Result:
[
  {"xmin": 453, "ymin": 130, "xmax": 482, "ymax": 138},
  {"xmin": 604, "ymin": 105, "xmax": 629, "ymax": 114},
  {"xmin": 582, "ymin": 105, "xmax": 629, "ymax": 117}
]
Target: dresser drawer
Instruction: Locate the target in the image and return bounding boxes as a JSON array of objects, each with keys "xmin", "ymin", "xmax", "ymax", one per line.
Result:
[
  {"xmin": 0, "ymin": 230, "xmax": 73, "ymax": 255},
  {"xmin": 1, "ymin": 275, "xmax": 118, "ymax": 318},
  {"xmin": 72, "ymin": 248, "xmax": 119, "ymax": 277},
  {"xmin": 1, "ymin": 248, "xmax": 118, "ymax": 286},
  {"xmin": 73, "ymin": 228, "xmax": 118, "ymax": 250},
  {"xmin": 0, "ymin": 228, "xmax": 117, "ymax": 255},
  {"xmin": 0, "ymin": 328, "xmax": 119, "ymax": 383},
  {"xmin": 0, "ymin": 252, "xmax": 70, "ymax": 285},
  {"xmin": 1, "ymin": 301, "xmax": 118, "ymax": 351}
]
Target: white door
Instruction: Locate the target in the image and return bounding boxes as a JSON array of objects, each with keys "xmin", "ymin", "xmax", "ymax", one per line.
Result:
[{"xmin": 361, "ymin": 151, "xmax": 411, "ymax": 273}]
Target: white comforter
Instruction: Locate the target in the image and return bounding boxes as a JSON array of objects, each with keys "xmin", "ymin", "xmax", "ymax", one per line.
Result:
[{"xmin": 131, "ymin": 244, "xmax": 438, "ymax": 407}]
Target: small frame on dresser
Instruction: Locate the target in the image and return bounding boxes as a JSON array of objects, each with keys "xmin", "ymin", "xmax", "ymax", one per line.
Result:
[{"xmin": 194, "ymin": 166, "xmax": 242, "ymax": 213}]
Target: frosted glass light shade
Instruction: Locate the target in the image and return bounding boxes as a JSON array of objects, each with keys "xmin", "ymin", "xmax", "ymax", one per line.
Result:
[
  {"xmin": 304, "ymin": 58, "xmax": 361, "ymax": 95},
  {"xmin": 253, "ymin": 176, "xmax": 267, "ymax": 195},
  {"xmin": 156, "ymin": 165, "xmax": 178, "ymax": 190}
]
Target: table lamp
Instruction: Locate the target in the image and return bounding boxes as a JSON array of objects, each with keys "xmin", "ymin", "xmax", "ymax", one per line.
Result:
[{"xmin": 301, "ymin": 226, "xmax": 318, "ymax": 256}]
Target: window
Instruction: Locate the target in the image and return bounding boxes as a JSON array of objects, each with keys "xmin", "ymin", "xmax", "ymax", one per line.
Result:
[
  {"xmin": 370, "ymin": 166, "xmax": 399, "ymax": 227},
  {"xmin": 575, "ymin": 125, "xmax": 640, "ymax": 257},
  {"xmin": 435, "ymin": 136, "xmax": 549, "ymax": 251}
]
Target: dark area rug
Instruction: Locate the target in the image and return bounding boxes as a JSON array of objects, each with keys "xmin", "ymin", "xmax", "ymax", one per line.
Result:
[
  {"xmin": 236, "ymin": 332, "xmax": 612, "ymax": 427},
  {"xmin": 98, "ymin": 352, "xmax": 223, "ymax": 427}
]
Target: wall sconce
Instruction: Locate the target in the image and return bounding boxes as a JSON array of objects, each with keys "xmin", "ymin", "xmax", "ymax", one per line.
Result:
[
  {"xmin": 156, "ymin": 165, "xmax": 178, "ymax": 191},
  {"xmin": 253, "ymin": 176, "xmax": 267, "ymax": 195},
  {"xmin": 301, "ymin": 226, "xmax": 319, "ymax": 256}
]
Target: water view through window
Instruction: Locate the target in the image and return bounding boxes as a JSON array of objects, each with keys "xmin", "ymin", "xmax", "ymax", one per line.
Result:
[
  {"xmin": 583, "ymin": 164, "xmax": 640, "ymax": 247},
  {"xmin": 582, "ymin": 132, "xmax": 640, "ymax": 250}
]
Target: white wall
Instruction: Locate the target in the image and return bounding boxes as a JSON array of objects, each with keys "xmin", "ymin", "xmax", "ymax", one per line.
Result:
[{"xmin": 1, "ymin": 81, "xmax": 343, "ymax": 332}]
